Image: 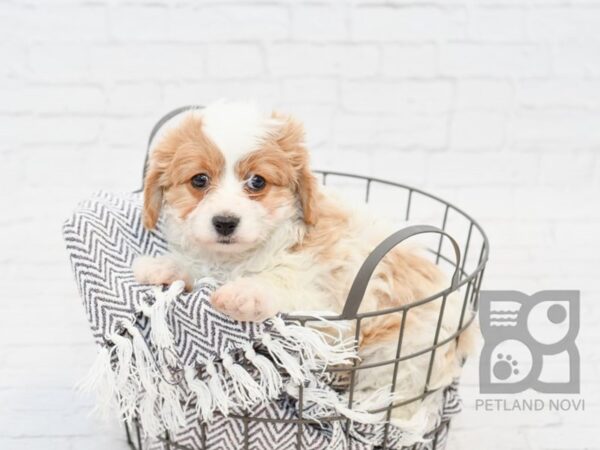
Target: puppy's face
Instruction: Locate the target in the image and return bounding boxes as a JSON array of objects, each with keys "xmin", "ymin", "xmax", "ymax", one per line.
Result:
[{"xmin": 143, "ymin": 103, "xmax": 317, "ymax": 255}]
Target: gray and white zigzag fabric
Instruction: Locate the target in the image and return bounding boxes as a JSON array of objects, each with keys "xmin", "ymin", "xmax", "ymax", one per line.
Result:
[
  {"xmin": 142, "ymin": 384, "xmax": 461, "ymax": 450},
  {"xmin": 63, "ymin": 191, "xmax": 461, "ymax": 450}
]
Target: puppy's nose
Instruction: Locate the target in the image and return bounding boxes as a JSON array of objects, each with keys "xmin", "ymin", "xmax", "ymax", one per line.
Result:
[{"xmin": 212, "ymin": 215, "xmax": 240, "ymax": 237}]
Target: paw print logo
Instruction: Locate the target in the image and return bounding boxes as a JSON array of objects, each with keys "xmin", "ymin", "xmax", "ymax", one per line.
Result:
[
  {"xmin": 493, "ymin": 353, "xmax": 519, "ymax": 380},
  {"xmin": 479, "ymin": 291, "xmax": 580, "ymax": 394}
]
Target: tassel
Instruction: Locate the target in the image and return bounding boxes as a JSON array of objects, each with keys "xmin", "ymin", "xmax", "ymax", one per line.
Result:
[
  {"xmin": 222, "ymin": 353, "xmax": 264, "ymax": 408},
  {"xmin": 110, "ymin": 332, "xmax": 139, "ymax": 422},
  {"xmin": 270, "ymin": 317, "xmax": 356, "ymax": 370},
  {"xmin": 76, "ymin": 345, "xmax": 116, "ymax": 418},
  {"xmin": 184, "ymin": 366, "xmax": 213, "ymax": 422},
  {"xmin": 139, "ymin": 281, "xmax": 185, "ymax": 349},
  {"xmin": 350, "ymin": 386, "xmax": 396, "ymax": 415},
  {"xmin": 288, "ymin": 382, "xmax": 386, "ymax": 425},
  {"xmin": 243, "ymin": 343, "xmax": 282, "ymax": 400},
  {"xmin": 138, "ymin": 390, "xmax": 162, "ymax": 438},
  {"xmin": 284, "ymin": 382, "xmax": 324, "ymax": 426},
  {"xmin": 122, "ymin": 322, "xmax": 165, "ymax": 434},
  {"xmin": 152, "ymin": 281, "xmax": 185, "ymax": 348},
  {"xmin": 123, "ymin": 322, "xmax": 158, "ymax": 397},
  {"xmin": 110, "ymin": 333, "xmax": 134, "ymax": 387},
  {"xmin": 77, "ymin": 345, "xmax": 112, "ymax": 393},
  {"xmin": 123, "ymin": 321, "xmax": 188, "ymax": 434},
  {"xmin": 205, "ymin": 359, "xmax": 230, "ymax": 416},
  {"xmin": 261, "ymin": 333, "xmax": 307, "ymax": 384},
  {"xmin": 157, "ymin": 379, "xmax": 186, "ymax": 432}
]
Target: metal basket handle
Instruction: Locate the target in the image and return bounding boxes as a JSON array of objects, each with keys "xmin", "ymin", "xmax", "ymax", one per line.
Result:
[{"xmin": 340, "ymin": 224, "xmax": 462, "ymax": 320}]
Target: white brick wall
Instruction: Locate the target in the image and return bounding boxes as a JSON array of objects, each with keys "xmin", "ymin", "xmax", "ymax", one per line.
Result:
[{"xmin": 1, "ymin": 1, "xmax": 599, "ymax": 449}]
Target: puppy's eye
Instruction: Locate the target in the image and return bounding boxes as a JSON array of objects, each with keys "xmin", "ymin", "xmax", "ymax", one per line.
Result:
[
  {"xmin": 246, "ymin": 174, "xmax": 266, "ymax": 192},
  {"xmin": 191, "ymin": 173, "xmax": 209, "ymax": 189}
]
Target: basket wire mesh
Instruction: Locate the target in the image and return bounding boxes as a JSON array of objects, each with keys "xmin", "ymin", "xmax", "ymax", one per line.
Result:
[{"xmin": 125, "ymin": 170, "xmax": 488, "ymax": 450}]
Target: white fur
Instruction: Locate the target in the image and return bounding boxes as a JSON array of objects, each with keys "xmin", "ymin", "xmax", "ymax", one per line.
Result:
[{"xmin": 201, "ymin": 100, "xmax": 277, "ymax": 163}]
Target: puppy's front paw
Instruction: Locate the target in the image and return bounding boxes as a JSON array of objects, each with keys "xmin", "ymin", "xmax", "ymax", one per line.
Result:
[
  {"xmin": 211, "ymin": 279, "xmax": 278, "ymax": 322},
  {"xmin": 132, "ymin": 255, "xmax": 193, "ymax": 290}
]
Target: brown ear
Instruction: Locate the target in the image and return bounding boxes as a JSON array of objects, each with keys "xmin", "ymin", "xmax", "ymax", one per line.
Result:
[
  {"xmin": 297, "ymin": 163, "xmax": 319, "ymax": 225},
  {"xmin": 143, "ymin": 136, "xmax": 176, "ymax": 229},
  {"xmin": 142, "ymin": 161, "xmax": 164, "ymax": 229},
  {"xmin": 273, "ymin": 113, "xmax": 319, "ymax": 225}
]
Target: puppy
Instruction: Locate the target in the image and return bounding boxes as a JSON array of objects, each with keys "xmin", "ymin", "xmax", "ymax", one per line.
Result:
[{"xmin": 133, "ymin": 101, "xmax": 477, "ymax": 426}]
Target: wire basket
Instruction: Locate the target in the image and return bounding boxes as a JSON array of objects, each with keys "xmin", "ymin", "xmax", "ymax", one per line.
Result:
[
  {"xmin": 126, "ymin": 171, "xmax": 489, "ymax": 450},
  {"xmin": 124, "ymin": 108, "xmax": 490, "ymax": 450}
]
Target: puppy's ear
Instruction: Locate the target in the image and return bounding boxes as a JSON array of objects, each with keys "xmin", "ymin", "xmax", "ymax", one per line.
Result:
[
  {"xmin": 297, "ymin": 163, "xmax": 319, "ymax": 225},
  {"xmin": 273, "ymin": 112, "xmax": 319, "ymax": 225},
  {"xmin": 142, "ymin": 160, "xmax": 163, "ymax": 229},
  {"xmin": 143, "ymin": 136, "xmax": 176, "ymax": 229}
]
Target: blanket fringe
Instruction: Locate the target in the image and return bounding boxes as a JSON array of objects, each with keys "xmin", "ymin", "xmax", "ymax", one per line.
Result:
[
  {"xmin": 80, "ymin": 292, "xmax": 376, "ymax": 440},
  {"xmin": 222, "ymin": 353, "xmax": 263, "ymax": 408},
  {"xmin": 76, "ymin": 345, "xmax": 116, "ymax": 419},
  {"xmin": 184, "ymin": 366, "xmax": 213, "ymax": 422},
  {"xmin": 123, "ymin": 321, "xmax": 187, "ymax": 436},
  {"xmin": 124, "ymin": 322, "xmax": 159, "ymax": 397},
  {"xmin": 138, "ymin": 281, "xmax": 185, "ymax": 349},
  {"xmin": 110, "ymin": 332, "xmax": 139, "ymax": 422},
  {"xmin": 206, "ymin": 359, "xmax": 230, "ymax": 416},
  {"xmin": 286, "ymin": 382, "xmax": 388, "ymax": 425},
  {"xmin": 261, "ymin": 333, "xmax": 306, "ymax": 384},
  {"xmin": 242, "ymin": 343, "xmax": 282, "ymax": 399},
  {"xmin": 139, "ymin": 390, "xmax": 162, "ymax": 438},
  {"xmin": 157, "ymin": 379, "xmax": 187, "ymax": 431},
  {"xmin": 270, "ymin": 317, "xmax": 356, "ymax": 371}
]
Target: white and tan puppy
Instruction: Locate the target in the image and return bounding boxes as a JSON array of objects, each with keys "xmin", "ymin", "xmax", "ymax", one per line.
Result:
[{"xmin": 133, "ymin": 101, "xmax": 476, "ymax": 424}]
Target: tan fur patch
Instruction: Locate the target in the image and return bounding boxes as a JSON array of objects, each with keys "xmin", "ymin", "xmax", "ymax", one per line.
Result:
[
  {"xmin": 357, "ymin": 247, "xmax": 447, "ymax": 348},
  {"xmin": 361, "ymin": 277, "xmax": 447, "ymax": 363},
  {"xmin": 296, "ymin": 190, "xmax": 448, "ymax": 348},
  {"xmin": 235, "ymin": 142, "xmax": 296, "ymax": 187},
  {"xmin": 143, "ymin": 115, "xmax": 225, "ymax": 227},
  {"xmin": 257, "ymin": 185, "xmax": 297, "ymax": 218},
  {"xmin": 273, "ymin": 114, "xmax": 319, "ymax": 225},
  {"xmin": 232, "ymin": 113, "xmax": 319, "ymax": 225}
]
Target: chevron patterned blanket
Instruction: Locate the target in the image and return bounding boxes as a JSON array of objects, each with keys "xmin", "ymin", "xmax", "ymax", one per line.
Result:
[{"xmin": 63, "ymin": 191, "xmax": 460, "ymax": 450}]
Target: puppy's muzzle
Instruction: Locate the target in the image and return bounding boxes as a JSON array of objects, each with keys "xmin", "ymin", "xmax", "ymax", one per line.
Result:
[{"xmin": 212, "ymin": 215, "xmax": 240, "ymax": 237}]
